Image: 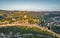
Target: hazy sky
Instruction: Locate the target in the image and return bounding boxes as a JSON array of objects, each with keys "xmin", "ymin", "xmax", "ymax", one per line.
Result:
[{"xmin": 0, "ymin": 0, "xmax": 60, "ymax": 11}]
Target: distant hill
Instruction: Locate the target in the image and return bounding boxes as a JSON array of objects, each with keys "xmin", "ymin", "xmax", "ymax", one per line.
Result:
[{"xmin": 0, "ymin": 10, "xmax": 60, "ymax": 18}]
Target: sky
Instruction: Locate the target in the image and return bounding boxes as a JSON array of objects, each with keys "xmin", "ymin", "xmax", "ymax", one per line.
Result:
[{"xmin": 0, "ymin": 0, "xmax": 60, "ymax": 11}]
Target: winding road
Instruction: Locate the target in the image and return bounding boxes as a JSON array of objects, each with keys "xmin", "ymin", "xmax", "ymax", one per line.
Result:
[{"xmin": 0, "ymin": 23, "xmax": 60, "ymax": 38}]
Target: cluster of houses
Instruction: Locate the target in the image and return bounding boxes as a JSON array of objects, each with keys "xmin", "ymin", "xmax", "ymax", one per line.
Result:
[
  {"xmin": 0, "ymin": 32, "xmax": 35, "ymax": 38},
  {"xmin": 0, "ymin": 32, "xmax": 22, "ymax": 38},
  {"xmin": 47, "ymin": 16, "xmax": 60, "ymax": 27}
]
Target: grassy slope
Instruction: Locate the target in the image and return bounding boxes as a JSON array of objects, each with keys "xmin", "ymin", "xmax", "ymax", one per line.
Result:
[{"xmin": 0, "ymin": 25, "xmax": 57, "ymax": 38}]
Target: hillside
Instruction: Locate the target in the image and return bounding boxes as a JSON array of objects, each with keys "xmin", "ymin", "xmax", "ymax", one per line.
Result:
[
  {"xmin": 0, "ymin": 10, "xmax": 60, "ymax": 38},
  {"xmin": 0, "ymin": 24, "xmax": 58, "ymax": 38}
]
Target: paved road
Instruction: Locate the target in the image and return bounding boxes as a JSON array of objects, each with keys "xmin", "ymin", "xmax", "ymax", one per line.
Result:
[{"xmin": 22, "ymin": 34, "xmax": 53, "ymax": 38}]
